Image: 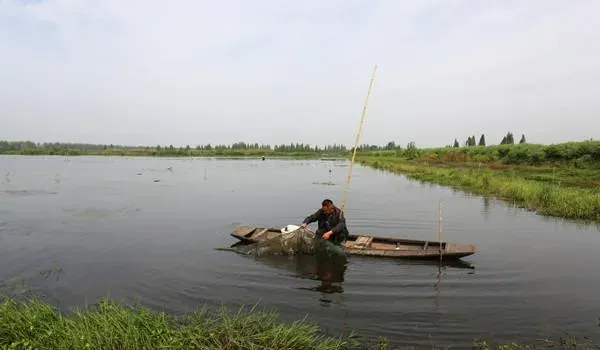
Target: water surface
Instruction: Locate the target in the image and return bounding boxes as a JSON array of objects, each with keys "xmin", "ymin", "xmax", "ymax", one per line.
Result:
[{"xmin": 1, "ymin": 155, "xmax": 599, "ymax": 348}]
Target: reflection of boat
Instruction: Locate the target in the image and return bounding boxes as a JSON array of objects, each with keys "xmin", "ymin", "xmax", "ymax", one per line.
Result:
[
  {"xmin": 230, "ymin": 225, "xmax": 476, "ymax": 260},
  {"xmin": 237, "ymin": 253, "xmax": 348, "ymax": 296},
  {"xmin": 246, "ymin": 254, "xmax": 346, "ymax": 282}
]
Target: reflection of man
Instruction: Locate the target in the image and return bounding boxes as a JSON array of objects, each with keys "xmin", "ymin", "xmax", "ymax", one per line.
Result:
[
  {"xmin": 314, "ymin": 242, "xmax": 347, "ymax": 295},
  {"xmin": 300, "ymin": 199, "xmax": 349, "ymax": 245}
]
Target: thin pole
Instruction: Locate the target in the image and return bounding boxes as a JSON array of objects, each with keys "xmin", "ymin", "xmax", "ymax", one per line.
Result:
[
  {"xmin": 438, "ymin": 200, "xmax": 443, "ymax": 263},
  {"xmin": 340, "ymin": 65, "xmax": 377, "ymax": 212}
]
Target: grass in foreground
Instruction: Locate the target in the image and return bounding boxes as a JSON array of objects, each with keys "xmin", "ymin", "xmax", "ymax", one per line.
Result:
[
  {"xmin": 357, "ymin": 156, "xmax": 600, "ymax": 223},
  {"xmin": 0, "ymin": 297, "xmax": 365, "ymax": 350},
  {"xmin": 1, "ymin": 297, "xmax": 599, "ymax": 350}
]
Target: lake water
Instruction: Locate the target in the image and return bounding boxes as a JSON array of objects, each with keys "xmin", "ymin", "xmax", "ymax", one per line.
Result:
[{"xmin": 1, "ymin": 155, "xmax": 599, "ymax": 348}]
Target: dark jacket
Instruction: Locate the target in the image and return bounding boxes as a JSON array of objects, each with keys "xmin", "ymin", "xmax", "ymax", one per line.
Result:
[{"xmin": 303, "ymin": 206, "xmax": 349, "ymax": 243}]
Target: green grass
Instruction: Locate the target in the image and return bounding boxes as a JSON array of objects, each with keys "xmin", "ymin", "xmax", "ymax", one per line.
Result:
[
  {"xmin": 1, "ymin": 297, "xmax": 598, "ymax": 350},
  {"xmin": 0, "ymin": 297, "xmax": 367, "ymax": 350},
  {"xmin": 357, "ymin": 156, "xmax": 600, "ymax": 223},
  {"xmin": 362, "ymin": 141, "xmax": 600, "ymax": 166}
]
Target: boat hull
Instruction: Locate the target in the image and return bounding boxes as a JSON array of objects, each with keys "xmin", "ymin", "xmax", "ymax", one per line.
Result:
[{"xmin": 229, "ymin": 226, "xmax": 475, "ymax": 260}]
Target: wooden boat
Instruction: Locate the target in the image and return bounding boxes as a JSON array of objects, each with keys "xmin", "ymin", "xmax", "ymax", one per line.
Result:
[{"xmin": 229, "ymin": 225, "xmax": 475, "ymax": 260}]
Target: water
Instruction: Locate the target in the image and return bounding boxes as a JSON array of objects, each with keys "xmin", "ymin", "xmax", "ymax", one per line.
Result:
[{"xmin": 1, "ymin": 155, "xmax": 599, "ymax": 348}]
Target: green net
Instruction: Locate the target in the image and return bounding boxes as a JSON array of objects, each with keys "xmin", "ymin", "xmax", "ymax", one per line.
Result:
[{"xmin": 233, "ymin": 227, "xmax": 317, "ymax": 256}]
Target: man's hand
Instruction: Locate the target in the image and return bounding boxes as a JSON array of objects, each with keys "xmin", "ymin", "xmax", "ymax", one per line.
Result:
[
  {"xmin": 300, "ymin": 223, "xmax": 307, "ymax": 229},
  {"xmin": 322, "ymin": 231, "xmax": 333, "ymax": 240}
]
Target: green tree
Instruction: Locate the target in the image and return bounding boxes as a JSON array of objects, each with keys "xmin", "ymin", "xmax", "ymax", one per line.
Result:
[
  {"xmin": 506, "ymin": 132, "xmax": 514, "ymax": 144},
  {"xmin": 519, "ymin": 134, "xmax": 526, "ymax": 144},
  {"xmin": 501, "ymin": 132, "xmax": 514, "ymax": 145},
  {"xmin": 478, "ymin": 134, "xmax": 486, "ymax": 146},
  {"xmin": 405, "ymin": 141, "xmax": 418, "ymax": 159},
  {"xmin": 453, "ymin": 139, "xmax": 459, "ymax": 148},
  {"xmin": 465, "ymin": 136, "xmax": 477, "ymax": 147}
]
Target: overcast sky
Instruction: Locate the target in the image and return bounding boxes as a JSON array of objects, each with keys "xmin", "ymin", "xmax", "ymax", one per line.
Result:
[{"xmin": 1, "ymin": 0, "xmax": 599, "ymax": 148}]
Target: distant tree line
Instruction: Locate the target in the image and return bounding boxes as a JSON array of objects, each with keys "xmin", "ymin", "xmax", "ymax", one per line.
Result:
[
  {"xmin": 0, "ymin": 132, "xmax": 529, "ymax": 156},
  {"xmin": 2, "ymin": 137, "xmax": 598, "ymax": 166},
  {"xmin": 0, "ymin": 140, "xmax": 349, "ymax": 156}
]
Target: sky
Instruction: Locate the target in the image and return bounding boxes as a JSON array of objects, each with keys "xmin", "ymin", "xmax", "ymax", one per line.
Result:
[{"xmin": 1, "ymin": 0, "xmax": 599, "ymax": 148}]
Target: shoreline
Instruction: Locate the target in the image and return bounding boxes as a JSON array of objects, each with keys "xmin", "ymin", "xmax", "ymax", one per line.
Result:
[
  {"xmin": 355, "ymin": 156, "xmax": 600, "ymax": 223},
  {"xmin": 1, "ymin": 296, "xmax": 597, "ymax": 350}
]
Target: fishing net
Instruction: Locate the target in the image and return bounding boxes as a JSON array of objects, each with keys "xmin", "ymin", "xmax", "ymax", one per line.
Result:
[{"xmin": 234, "ymin": 225, "xmax": 317, "ymax": 256}]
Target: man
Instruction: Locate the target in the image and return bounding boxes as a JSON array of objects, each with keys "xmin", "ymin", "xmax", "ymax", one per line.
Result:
[{"xmin": 300, "ymin": 199, "xmax": 349, "ymax": 245}]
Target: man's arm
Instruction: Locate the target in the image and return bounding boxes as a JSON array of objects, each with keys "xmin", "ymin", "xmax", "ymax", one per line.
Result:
[
  {"xmin": 330, "ymin": 210, "xmax": 347, "ymax": 235},
  {"xmin": 302, "ymin": 209, "xmax": 322, "ymax": 225}
]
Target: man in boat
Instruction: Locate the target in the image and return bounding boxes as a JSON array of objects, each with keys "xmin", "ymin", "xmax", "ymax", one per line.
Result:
[{"xmin": 300, "ymin": 199, "xmax": 349, "ymax": 245}]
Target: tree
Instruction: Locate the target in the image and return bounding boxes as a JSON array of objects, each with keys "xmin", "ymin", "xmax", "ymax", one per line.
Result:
[
  {"xmin": 519, "ymin": 134, "xmax": 526, "ymax": 144},
  {"xmin": 453, "ymin": 139, "xmax": 459, "ymax": 148},
  {"xmin": 479, "ymin": 134, "xmax": 486, "ymax": 146},
  {"xmin": 465, "ymin": 135, "xmax": 477, "ymax": 147},
  {"xmin": 506, "ymin": 132, "xmax": 514, "ymax": 144},
  {"xmin": 501, "ymin": 132, "xmax": 514, "ymax": 145},
  {"xmin": 405, "ymin": 141, "xmax": 418, "ymax": 159}
]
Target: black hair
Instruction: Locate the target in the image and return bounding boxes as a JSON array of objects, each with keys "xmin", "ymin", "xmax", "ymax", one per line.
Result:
[{"xmin": 321, "ymin": 199, "xmax": 333, "ymax": 206}]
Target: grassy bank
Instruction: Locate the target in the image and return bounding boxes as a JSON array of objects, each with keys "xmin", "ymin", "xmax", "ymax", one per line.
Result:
[
  {"xmin": 0, "ymin": 297, "xmax": 365, "ymax": 350},
  {"xmin": 357, "ymin": 156, "xmax": 600, "ymax": 222},
  {"xmin": 1, "ymin": 297, "xmax": 597, "ymax": 350},
  {"xmin": 361, "ymin": 140, "xmax": 600, "ymax": 167}
]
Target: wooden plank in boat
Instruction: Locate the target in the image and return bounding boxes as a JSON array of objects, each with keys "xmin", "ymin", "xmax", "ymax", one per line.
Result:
[
  {"xmin": 252, "ymin": 228, "xmax": 269, "ymax": 239},
  {"xmin": 232, "ymin": 226, "xmax": 256, "ymax": 237},
  {"xmin": 349, "ymin": 235, "xmax": 373, "ymax": 249}
]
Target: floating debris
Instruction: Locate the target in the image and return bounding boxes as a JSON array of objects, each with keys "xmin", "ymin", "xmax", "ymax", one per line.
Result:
[
  {"xmin": 69, "ymin": 206, "xmax": 141, "ymax": 218},
  {"xmin": 312, "ymin": 181, "xmax": 336, "ymax": 186},
  {"xmin": 140, "ymin": 167, "xmax": 174, "ymax": 173},
  {"xmin": 39, "ymin": 263, "xmax": 64, "ymax": 281},
  {"xmin": 0, "ymin": 190, "xmax": 58, "ymax": 196}
]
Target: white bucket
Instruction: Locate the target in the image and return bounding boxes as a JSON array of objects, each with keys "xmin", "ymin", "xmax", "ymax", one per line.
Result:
[{"xmin": 281, "ymin": 224, "xmax": 300, "ymax": 233}]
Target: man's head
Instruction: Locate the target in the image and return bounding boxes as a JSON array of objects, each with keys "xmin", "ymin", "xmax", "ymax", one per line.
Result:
[{"xmin": 321, "ymin": 199, "xmax": 334, "ymax": 214}]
